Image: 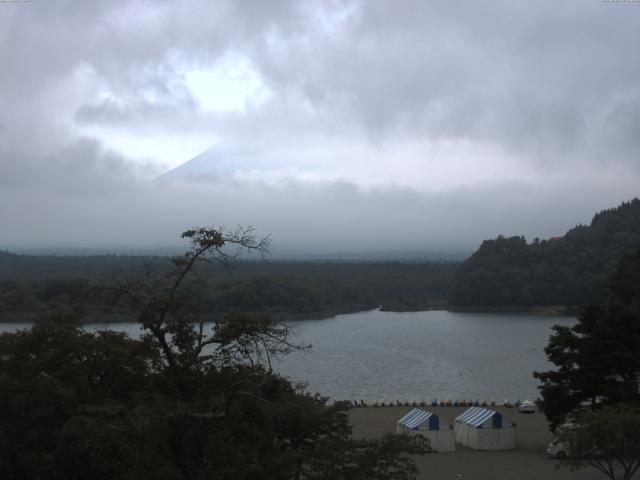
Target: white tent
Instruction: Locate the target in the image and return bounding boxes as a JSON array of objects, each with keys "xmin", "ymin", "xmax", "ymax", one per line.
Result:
[
  {"xmin": 396, "ymin": 408, "xmax": 455, "ymax": 453},
  {"xmin": 454, "ymin": 407, "xmax": 517, "ymax": 450}
]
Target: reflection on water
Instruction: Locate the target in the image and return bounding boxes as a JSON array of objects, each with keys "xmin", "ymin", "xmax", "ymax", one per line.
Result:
[{"xmin": 0, "ymin": 310, "xmax": 574, "ymax": 403}]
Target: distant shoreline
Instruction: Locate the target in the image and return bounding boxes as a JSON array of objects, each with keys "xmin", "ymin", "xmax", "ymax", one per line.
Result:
[
  {"xmin": 0, "ymin": 304, "xmax": 578, "ymax": 325},
  {"xmin": 447, "ymin": 305, "xmax": 579, "ymax": 317}
]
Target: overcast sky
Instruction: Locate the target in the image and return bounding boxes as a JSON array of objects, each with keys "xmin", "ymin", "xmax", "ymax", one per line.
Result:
[{"xmin": 1, "ymin": 0, "xmax": 639, "ymax": 257}]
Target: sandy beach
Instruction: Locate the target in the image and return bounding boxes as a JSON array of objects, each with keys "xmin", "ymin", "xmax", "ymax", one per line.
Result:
[{"xmin": 349, "ymin": 406, "xmax": 606, "ymax": 480}]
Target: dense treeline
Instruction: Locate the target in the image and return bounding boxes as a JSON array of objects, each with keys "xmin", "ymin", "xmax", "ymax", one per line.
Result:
[
  {"xmin": 0, "ymin": 251, "xmax": 160, "ymax": 281},
  {"xmin": 452, "ymin": 199, "xmax": 640, "ymax": 309},
  {"xmin": 0, "ymin": 256, "xmax": 457, "ymax": 322}
]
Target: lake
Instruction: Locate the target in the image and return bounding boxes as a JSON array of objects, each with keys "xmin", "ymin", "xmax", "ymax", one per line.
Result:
[
  {"xmin": 273, "ymin": 309, "xmax": 574, "ymax": 403},
  {"xmin": 0, "ymin": 309, "xmax": 573, "ymax": 403}
]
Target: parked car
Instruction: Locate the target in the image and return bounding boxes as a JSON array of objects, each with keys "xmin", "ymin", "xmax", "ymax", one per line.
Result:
[
  {"xmin": 518, "ymin": 399, "xmax": 536, "ymax": 413},
  {"xmin": 546, "ymin": 423, "xmax": 600, "ymax": 459},
  {"xmin": 546, "ymin": 437, "xmax": 569, "ymax": 458}
]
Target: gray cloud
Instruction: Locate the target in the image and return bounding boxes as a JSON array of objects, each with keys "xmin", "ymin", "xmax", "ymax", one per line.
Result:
[{"xmin": 0, "ymin": 0, "xmax": 639, "ymax": 254}]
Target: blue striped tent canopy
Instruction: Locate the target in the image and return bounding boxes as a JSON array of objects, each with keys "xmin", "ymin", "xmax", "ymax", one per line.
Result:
[
  {"xmin": 455, "ymin": 407, "xmax": 507, "ymax": 429},
  {"xmin": 397, "ymin": 408, "xmax": 440, "ymax": 430}
]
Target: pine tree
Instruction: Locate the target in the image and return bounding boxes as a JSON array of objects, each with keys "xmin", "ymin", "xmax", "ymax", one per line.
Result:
[{"xmin": 534, "ymin": 248, "xmax": 640, "ymax": 429}]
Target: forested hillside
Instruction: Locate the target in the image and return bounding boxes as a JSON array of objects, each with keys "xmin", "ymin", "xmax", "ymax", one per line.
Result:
[
  {"xmin": 0, "ymin": 256, "xmax": 457, "ymax": 322},
  {"xmin": 451, "ymin": 199, "xmax": 640, "ymax": 309}
]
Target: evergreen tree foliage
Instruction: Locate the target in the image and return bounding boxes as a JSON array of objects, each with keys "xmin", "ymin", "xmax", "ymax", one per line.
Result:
[
  {"xmin": 453, "ymin": 199, "xmax": 640, "ymax": 308},
  {"xmin": 534, "ymin": 248, "xmax": 640, "ymax": 429}
]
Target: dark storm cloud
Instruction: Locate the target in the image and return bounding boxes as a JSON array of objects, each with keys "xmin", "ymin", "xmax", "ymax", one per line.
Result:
[
  {"xmin": 246, "ymin": 0, "xmax": 640, "ymax": 167},
  {"xmin": 0, "ymin": 0, "xmax": 638, "ymax": 252}
]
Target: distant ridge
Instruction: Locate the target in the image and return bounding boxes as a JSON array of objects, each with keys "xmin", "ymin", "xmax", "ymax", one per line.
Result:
[{"xmin": 451, "ymin": 198, "xmax": 640, "ymax": 309}]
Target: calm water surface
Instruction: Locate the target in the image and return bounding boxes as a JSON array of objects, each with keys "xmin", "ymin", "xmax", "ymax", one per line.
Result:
[
  {"xmin": 274, "ymin": 310, "xmax": 574, "ymax": 403},
  {"xmin": 0, "ymin": 310, "xmax": 574, "ymax": 403}
]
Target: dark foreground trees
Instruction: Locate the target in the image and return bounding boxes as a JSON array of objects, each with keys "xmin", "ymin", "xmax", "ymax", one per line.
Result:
[
  {"xmin": 0, "ymin": 227, "xmax": 427, "ymax": 480},
  {"xmin": 535, "ymin": 248, "xmax": 640, "ymax": 479},
  {"xmin": 557, "ymin": 406, "xmax": 640, "ymax": 480},
  {"xmin": 534, "ymin": 248, "xmax": 640, "ymax": 429}
]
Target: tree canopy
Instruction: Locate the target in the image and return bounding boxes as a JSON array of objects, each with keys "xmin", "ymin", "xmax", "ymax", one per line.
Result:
[
  {"xmin": 452, "ymin": 198, "xmax": 640, "ymax": 308},
  {"xmin": 0, "ymin": 226, "xmax": 427, "ymax": 480},
  {"xmin": 0, "ymin": 255, "xmax": 456, "ymax": 323},
  {"xmin": 557, "ymin": 406, "xmax": 640, "ymax": 480},
  {"xmin": 534, "ymin": 248, "xmax": 640, "ymax": 429}
]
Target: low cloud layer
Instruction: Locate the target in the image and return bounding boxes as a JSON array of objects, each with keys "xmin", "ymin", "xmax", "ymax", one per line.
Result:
[
  {"xmin": 1, "ymin": 1, "xmax": 638, "ymax": 256},
  {"xmin": 2, "ymin": 173, "xmax": 637, "ymax": 258}
]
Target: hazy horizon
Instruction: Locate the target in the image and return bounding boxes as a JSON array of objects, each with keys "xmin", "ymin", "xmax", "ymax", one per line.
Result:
[{"xmin": 1, "ymin": 194, "xmax": 629, "ymax": 260}]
